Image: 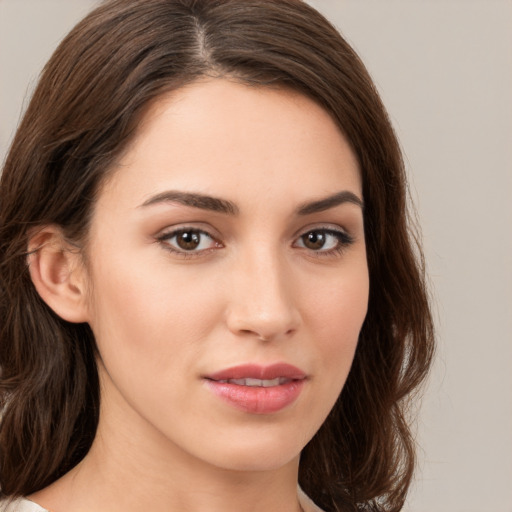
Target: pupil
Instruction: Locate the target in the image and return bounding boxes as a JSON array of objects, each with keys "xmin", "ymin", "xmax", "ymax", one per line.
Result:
[
  {"xmin": 177, "ymin": 231, "xmax": 200, "ymax": 250},
  {"xmin": 304, "ymin": 231, "xmax": 325, "ymax": 250}
]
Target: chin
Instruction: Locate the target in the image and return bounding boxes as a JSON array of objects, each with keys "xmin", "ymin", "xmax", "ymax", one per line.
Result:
[{"xmin": 194, "ymin": 426, "xmax": 311, "ymax": 473}]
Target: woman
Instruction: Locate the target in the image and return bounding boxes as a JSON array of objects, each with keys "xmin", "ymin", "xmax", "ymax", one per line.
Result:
[{"xmin": 0, "ymin": 1, "xmax": 434, "ymax": 511}]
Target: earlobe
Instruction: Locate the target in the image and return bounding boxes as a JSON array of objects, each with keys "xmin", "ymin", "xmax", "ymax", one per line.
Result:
[{"xmin": 27, "ymin": 226, "xmax": 89, "ymax": 323}]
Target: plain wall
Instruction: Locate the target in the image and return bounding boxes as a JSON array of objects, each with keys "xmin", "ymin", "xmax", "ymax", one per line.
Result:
[{"xmin": 1, "ymin": 1, "xmax": 511, "ymax": 511}]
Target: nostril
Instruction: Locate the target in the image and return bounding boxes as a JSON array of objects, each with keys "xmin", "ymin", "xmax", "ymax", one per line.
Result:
[
  {"xmin": 238, "ymin": 328, "xmax": 296, "ymax": 342},
  {"xmin": 238, "ymin": 329, "xmax": 271, "ymax": 341}
]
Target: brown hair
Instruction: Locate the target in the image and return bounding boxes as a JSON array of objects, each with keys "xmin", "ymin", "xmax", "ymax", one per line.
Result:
[{"xmin": 0, "ymin": 1, "xmax": 434, "ymax": 510}]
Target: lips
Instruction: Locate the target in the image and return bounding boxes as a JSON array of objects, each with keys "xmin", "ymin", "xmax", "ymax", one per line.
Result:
[
  {"xmin": 207, "ymin": 363, "xmax": 306, "ymax": 381},
  {"xmin": 204, "ymin": 363, "xmax": 306, "ymax": 414}
]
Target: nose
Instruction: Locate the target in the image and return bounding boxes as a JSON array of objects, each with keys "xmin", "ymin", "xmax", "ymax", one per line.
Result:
[{"xmin": 224, "ymin": 249, "xmax": 301, "ymax": 342}]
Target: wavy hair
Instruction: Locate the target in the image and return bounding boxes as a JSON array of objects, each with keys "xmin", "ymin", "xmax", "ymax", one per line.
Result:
[{"xmin": 0, "ymin": 1, "xmax": 434, "ymax": 510}]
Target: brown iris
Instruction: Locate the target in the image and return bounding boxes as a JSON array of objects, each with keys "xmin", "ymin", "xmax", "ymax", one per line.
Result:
[
  {"xmin": 302, "ymin": 231, "xmax": 327, "ymax": 250},
  {"xmin": 176, "ymin": 231, "xmax": 201, "ymax": 250}
]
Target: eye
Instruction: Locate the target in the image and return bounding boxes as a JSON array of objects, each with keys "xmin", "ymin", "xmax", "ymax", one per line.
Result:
[
  {"xmin": 157, "ymin": 228, "xmax": 221, "ymax": 254},
  {"xmin": 294, "ymin": 228, "xmax": 353, "ymax": 254}
]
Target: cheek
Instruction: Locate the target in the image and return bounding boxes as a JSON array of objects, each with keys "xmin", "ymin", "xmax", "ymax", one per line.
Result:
[
  {"xmin": 305, "ymin": 263, "xmax": 369, "ymax": 379},
  {"xmin": 287, "ymin": 261, "xmax": 368, "ymax": 445},
  {"xmin": 85, "ymin": 258, "xmax": 226, "ymax": 426},
  {"xmin": 86, "ymin": 252, "xmax": 226, "ymax": 368}
]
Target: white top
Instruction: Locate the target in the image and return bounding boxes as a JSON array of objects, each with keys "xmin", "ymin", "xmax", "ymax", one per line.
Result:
[
  {"xmin": 0, "ymin": 489, "xmax": 325, "ymax": 512},
  {"xmin": 0, "ymin": 498, "xmax": 47, "ymax": 512}
]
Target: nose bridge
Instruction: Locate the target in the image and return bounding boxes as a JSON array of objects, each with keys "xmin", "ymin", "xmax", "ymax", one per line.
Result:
[{"xmin": 226, "ymin": 243, "xmax": 300, "ymax": 340}]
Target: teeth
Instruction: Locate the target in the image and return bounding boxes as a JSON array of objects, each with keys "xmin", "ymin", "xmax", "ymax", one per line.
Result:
[{"xmin": 224, "ymin": 377, "xmax": 288, "ymax": 387}]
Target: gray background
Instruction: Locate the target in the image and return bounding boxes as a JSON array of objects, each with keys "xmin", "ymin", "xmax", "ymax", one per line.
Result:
[{"xmin": 1, "ymin": 1, "xmax": 511, "ymax": 511}]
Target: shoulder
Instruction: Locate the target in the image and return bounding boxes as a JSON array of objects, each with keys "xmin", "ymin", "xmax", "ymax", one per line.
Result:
[{"xmin": 0, "ymin": 498, "xmax": 48, "ymax": 512}]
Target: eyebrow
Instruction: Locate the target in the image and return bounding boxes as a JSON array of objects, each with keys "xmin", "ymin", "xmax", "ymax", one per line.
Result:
[
  {"xmin": 139, "ymin": 189, "xmax": 363, "ymax": 215},
  {"xmin": 140, "ymin": 191, "xmax": 239, "ymax": 215},
  {"xmin": 296, "ymin": 191, "xmax": 364, "ymax": 215}
]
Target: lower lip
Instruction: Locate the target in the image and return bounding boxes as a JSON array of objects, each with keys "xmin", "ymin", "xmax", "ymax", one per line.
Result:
[{"xmin": 205, "ymin": 379, "xmax": 305, "ymax": 414}]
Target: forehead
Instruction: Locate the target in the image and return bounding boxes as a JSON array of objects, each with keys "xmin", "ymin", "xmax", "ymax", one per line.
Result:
[{"xmin": 101, "ymin": 78, "xmax": 361, "ymax": 210}]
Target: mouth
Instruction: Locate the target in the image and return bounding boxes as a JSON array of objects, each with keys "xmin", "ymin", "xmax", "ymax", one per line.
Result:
[
  {"xmin": 204, "ymin": 363, "xmax": 307, "ymax": 414},
  {"xmin": 213, "ymin": 377, "xmax": 292, "ymax": 387}
]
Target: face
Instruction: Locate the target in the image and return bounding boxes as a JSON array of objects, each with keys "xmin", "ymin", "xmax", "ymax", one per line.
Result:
[{"xmin": 82, "ymin": 79, "xmax": 368, "ymax": 473}]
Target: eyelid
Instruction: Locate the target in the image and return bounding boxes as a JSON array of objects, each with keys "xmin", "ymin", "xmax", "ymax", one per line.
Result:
[
  {"xmin": 154, "ymin": 221, "xmax": 222, "ymax": 242},
  {"xmin": 292, "ymin": 223, "xmax": 352, "ymax": 241}
]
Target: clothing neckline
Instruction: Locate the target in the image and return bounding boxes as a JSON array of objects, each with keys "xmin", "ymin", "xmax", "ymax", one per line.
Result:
[{"xmin": 2, "ymin": 487, "xmax": 324, "ymax": 512}]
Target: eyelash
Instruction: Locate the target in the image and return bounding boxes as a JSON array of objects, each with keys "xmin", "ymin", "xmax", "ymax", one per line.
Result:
[{"xmin": 155, "ymin": 226, "xmax": 354, "ymax": 259}]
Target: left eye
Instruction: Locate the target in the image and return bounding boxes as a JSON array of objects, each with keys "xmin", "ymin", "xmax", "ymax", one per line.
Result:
[
  {"xmin": 295, "ymin": 229, "xmax": 349, "ymax": 252},
  {"xmin": 159, "ymin": 229, "xmax": 218, "ymax": 253}
]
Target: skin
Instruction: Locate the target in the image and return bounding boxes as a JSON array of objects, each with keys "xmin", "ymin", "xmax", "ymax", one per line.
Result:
[{"xmin": 30, "ymin": 79, "xmax": 369, "ymax": 512}]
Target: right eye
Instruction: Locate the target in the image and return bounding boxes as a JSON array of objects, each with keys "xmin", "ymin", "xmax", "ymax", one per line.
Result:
[
  {"xmin": 157, "ymin": 228, "xmax": 221, "ymax": 255},
  {"xmin": 293, "ymin": 227, "xmax": 354, "ymax": 256}
]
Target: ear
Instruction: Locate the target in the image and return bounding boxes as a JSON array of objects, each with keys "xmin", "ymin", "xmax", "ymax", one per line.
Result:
[{"xmin": 27, "ymin": 226, "xmax": 89, "ymax": 323}]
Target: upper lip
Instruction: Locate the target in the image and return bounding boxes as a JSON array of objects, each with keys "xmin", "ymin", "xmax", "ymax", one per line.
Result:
[{"xmin": 206, "ymin": 363, "xmax": 307, "ymax": 381}]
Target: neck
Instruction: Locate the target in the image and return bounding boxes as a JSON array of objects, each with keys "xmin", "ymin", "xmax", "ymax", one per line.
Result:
[{"xmin": 29, "ymin": 384, "xmax": 304, "ymax": 512}]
